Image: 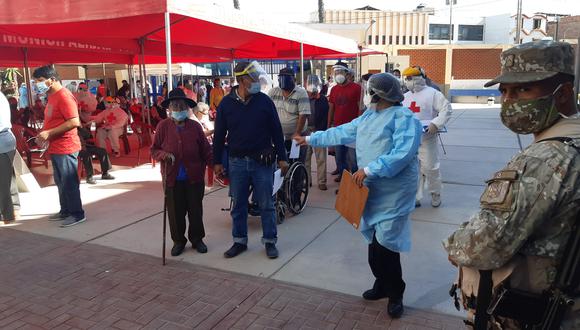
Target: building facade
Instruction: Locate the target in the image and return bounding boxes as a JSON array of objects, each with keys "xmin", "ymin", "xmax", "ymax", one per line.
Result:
[{"xmin": 313, "ymin": 6, "xmax": 430, "ymax": 48}]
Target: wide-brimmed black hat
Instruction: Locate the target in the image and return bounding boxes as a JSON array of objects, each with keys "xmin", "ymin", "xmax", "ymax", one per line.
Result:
[{"xmin": 161, "ymin": 88, "xmax": 197, "ymax": 108}]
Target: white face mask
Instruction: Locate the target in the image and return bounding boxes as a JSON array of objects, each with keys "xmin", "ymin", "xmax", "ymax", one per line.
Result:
[
  {"xmin": 404, "ymin": 76, "xmax": 427, "ymax": 93},
  {"xmin": 363, "ymin": 94, "xmax": 373, "ymax": 107},
  {"xmin": 335, "ymin": 74, "xmax": 346, "ymax": 84}
]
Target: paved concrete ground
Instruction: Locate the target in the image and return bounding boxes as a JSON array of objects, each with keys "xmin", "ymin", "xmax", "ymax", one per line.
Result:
[
  {"xmin": 0, "ymin": 229, "xmax": 464, "ymax": 329},
  {"xmin": 1, "ymin": 104, "xmax": 531, "ymax": 328}
]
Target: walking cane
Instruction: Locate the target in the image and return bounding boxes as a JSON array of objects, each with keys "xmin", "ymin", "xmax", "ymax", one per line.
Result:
[{"xmin": 162, "ymin": 160, "xmax": 168, "ymax": 266}]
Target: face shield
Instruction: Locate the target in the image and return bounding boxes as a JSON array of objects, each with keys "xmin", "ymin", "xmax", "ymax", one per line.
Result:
[
  {"xmin": 306, "ymin": 75, "xmax": 322, "ymax": 93},
  {"xmin": 234, "ymin": 60, "xmax": 272, "ymax": 92}
]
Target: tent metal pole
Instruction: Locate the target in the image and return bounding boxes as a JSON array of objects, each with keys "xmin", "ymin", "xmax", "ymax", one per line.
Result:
[
  {"xmin": 230, "ymin": 49, "xmax": 235, "ymax": 79},
  {"xmin": 574, "ymin": 36, "xmax": 580, "ymax": 107},
  {"xmin": 102, "ymin": 63, "xmax": 107, "ymax": 95},
  {"xmin": 140, "ymin": 39, "xmax": 151, "ymax": 132},
  {"xmin": 300, "ymin": 43, "xmax": 304, "ymax": 86},
  {"xmin": 164, "ymin": 12, "xmax": 173, "ymax": 92},
  {"xmin": 22, "ymin": 48, "xmax": 33, "ymax": 112},
  {"xmin": 128, "ymin": 65, "xmax": 134, "ymax": 99}
]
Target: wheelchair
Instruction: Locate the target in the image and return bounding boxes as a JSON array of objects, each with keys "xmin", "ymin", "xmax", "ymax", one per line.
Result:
[{"xmin": 223, "ymin": 148, "xmax": 310, "ymax": 224}]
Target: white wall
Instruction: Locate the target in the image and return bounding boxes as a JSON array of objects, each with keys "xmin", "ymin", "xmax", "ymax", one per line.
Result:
[
  {"xmin": 484, "ymin": 14, "xmax": 512, "ymax": 44},
  {"xmin": 428, "ymin": 14, "xmax": 486, "ymax": 44}
]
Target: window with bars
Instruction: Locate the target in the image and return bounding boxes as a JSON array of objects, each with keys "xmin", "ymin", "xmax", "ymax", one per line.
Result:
[
  {"xmin": 458, "ymin": 25, "xmax": 483, "ymax": 41},
  {"xmin": 429, "ymin": 24, "xmax": 453, "ymax": 40},
  {"xmin": 382, "ymin": 35, "xmax": 386, "ymax": 45},
  {"xmin": 368, "ymin": 35, "xmax": 372, "ymax": 45}
]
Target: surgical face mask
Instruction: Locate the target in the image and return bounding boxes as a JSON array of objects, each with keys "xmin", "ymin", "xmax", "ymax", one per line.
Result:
[
  {"xmin": 404, "ymin": 76, "xmax": 426, "ymax": 93},
  {"xmin": 279, "ymin": 75, "xmax": 295, "ymax": 92},
  {"xmin": 248, "ymin": 81, "xmax": 261, "ymax": 94},
  {"xmin": 500, "ymin": 84, "xmax": 562, "ymax": 134},
  {"xmin": 363, "ymin": 94, "xmax": 373, "ymax": 107},
  {"xmin": 335, "ymin": 74, "xmax": 346, "ymax": 84},
  {"xmin": 364, "ymin": 93, "xmax": 380, "ymax": 111},
  {"xmin": 171, "ymin": 110, "xmax": 189, "ymax": 122},
  {"xmin": 35, "ymin": 80, "xmax": 51, "ymax": 95}
]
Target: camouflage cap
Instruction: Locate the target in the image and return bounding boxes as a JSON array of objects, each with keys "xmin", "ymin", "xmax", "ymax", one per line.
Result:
[{"xmin": 484, "ymin": 40, "xmax": 575, "ymax": 87}]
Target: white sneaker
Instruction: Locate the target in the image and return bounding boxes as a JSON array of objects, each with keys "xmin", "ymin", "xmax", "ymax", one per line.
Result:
[{"xmin": 431, "ymin": 193, "xmax": 441, "ymax": 208}]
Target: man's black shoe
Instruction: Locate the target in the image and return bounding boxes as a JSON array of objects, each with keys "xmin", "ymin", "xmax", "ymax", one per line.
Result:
[
  {"xmin": 387, "ymin": 298, "xmax": 404, "ymax": 318},
  {"xmin": 224, "ymin": 243, "xmax": 247, "ymax": 258},
  {"xmin": 86, "ymin": 177, "xmax": 97, "ymax": 185},
  {"xmin": 330, "ymin": 169, "xmax": 339, "ymax": 175},
  {"xmin": 101, "ymin": 173, "xmax": 115, "ymax": 180},
  {"xmin": 194, "ymin": 240, "xmax": 208, "ymax": 254},
  {"xmin": 265, "ymin": 243, "xmax": 278, "ymax": 259},
  {"xmin": 171, "ymin": 243, "xmax": 186, "ymax": 256},
  {"xmin": 362, "ymin": 288, "xmax": 388, "ymax": 301}
]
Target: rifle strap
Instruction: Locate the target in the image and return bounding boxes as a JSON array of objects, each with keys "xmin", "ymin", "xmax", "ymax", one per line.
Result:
[
  {"xmin": 537, "ymin": 136, "xmax": 580, "ymax": 152},
  {"xmin": 475, "ymin": 270, "xmax": 493, "ymax": 330}
]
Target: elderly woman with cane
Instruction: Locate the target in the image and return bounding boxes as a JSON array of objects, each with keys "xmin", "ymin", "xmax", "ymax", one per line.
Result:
[{"xmin": 151, "ymin": 88, "xmax": 213, "ymax": 257}]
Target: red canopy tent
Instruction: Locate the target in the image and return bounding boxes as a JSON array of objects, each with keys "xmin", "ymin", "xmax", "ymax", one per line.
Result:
[{"xmin": 0, "ymin": 0, "xmax": 365, "ymax": 65}]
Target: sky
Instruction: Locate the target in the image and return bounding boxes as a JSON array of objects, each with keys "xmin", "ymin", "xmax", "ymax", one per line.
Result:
[{"xmin": 211, "ymin": 0, "xmax": 580, "ymax": 23}]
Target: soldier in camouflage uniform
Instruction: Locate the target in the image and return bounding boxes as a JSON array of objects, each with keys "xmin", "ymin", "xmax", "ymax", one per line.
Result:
[{"xmin": 443, "ymin": 40, "xmax": 580, "ymax": 329}]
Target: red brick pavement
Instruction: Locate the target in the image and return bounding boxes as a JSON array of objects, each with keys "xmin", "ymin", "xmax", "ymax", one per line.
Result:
[{"xmin": 0, "ymin": 229, "xmax": 465, "ymax": 329}]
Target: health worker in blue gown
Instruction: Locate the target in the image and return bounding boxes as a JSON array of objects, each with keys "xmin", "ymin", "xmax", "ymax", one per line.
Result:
[{"xmin": 293, "ymin": 72, "xmax": 422, "ymax": 319}]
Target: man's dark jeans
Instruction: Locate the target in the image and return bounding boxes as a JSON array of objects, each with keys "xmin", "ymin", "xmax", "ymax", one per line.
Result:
[{"xmin": 51, "ymin": 153, "xmax": 85, "ymax": 219}]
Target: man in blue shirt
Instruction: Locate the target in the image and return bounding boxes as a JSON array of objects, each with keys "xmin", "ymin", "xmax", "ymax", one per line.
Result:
[{"xmin": 213, "ymin": 61, "xmax": 289, "ymax": 259}]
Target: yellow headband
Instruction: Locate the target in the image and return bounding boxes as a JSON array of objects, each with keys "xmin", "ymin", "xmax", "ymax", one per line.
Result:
[
  {"xmin": 402, "ymin": 67, "xmax": 422, "ymax": 77},
  {"xmin": 234, "ymin": 64, "xmax": 258, "ymax": 77}
]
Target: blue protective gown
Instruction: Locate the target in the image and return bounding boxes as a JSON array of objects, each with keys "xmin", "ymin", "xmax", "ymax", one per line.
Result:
[{"xmin": 309, "ymin": 105, "xmax": 422, "ymax": 252}]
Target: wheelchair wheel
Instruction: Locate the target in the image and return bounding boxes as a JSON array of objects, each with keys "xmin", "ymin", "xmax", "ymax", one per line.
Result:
[
  {"xmin": 284, "ymin": 162, "xmax": 309, "ymax": 214},
  {"xmin": 275, "ymin": 199, "xmax": 286, "ymax": 224}
]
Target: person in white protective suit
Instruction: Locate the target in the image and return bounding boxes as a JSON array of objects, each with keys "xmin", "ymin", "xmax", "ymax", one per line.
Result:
[
  {"xmin": 74, "ymin": 82, "xmax": 98, "ymax": 123},
  {"xmin": 294, "ymin": 73, "xmax": 422, "ymax": 320},
  {"xmin": 90, "ymin": 96, "xmax": 128, "ymax": 157},
  {"xmin": 401, "ymin": 66, "xmax": 452, "ymax": 208}
]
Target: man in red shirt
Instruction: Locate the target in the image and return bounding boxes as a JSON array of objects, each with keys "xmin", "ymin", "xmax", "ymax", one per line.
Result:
[
  {"xmin": 328, "ymin": 62, "xmax": 362, "ymax": 182},
  {"xmin": 97, "ymin": 79, "xmax": 108, "ymax": 98},
  {"xmin": 33, "ymin": 66, "xmax": 86, "ymax": 227}
]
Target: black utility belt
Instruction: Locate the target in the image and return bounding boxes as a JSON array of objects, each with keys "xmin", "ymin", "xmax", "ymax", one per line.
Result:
[{"xmin": 230, "ymin": 148, "xmax": 276, "ymax": 166}]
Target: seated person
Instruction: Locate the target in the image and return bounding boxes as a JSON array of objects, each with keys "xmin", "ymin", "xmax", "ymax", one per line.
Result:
[
  {"xmin": 190, "ymin": 102, "xmax": 214, "ymax": 138},
  {"xmin": 74, "ymin": 82, "xmax": 98, "ymax": 123},
  {"xmin": 191, "ymin": 102, "xmax": 215, "ymax": 187},
  {"xmin": 77, "ymin": 125, "xmax": 115, "ymax": 184},
  {"xmin": 129, "ymin": 98, "xmax": 154, "ymax": 146},
  {"xmin": 90, "ymin": 96, "xmax": 128, "ymax": 157}
]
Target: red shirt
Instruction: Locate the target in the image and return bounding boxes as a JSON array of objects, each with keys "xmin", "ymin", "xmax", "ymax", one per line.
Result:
[
  {"xmin": 97, "ymin": 85, "xmax": 106, "ymax": 97},
  {"xmin": 329, "ymin": 82, "xmax": 361, "ymax": 126},
  {"xmin": 43, "ymin": 88, "xmax": 81, "ymax": 155}
]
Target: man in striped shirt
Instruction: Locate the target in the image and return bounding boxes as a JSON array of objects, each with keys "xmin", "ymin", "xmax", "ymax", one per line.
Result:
[{"xmin": 268, "ymin": 68, "xmax": 310, "ymax": 162}]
